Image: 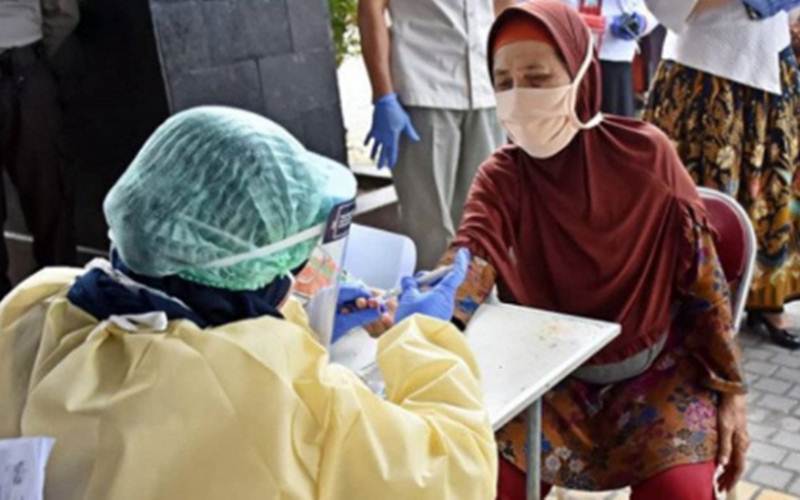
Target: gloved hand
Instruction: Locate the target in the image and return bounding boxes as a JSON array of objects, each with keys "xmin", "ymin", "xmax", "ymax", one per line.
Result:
[
  {"xmin": 742, "ymin": 0, "xmax": 800, "ymax": 19},
  {"xmin": 610, "ymin": 12, "xmax": 646, "ymax": 41},
  {"xmin": 364, "ymin": 93, "xmax": 420, "ymax": 170},
  {"xmin": 395, "ymin": 248, "xmax": 471, "ymax": 323},
  {"xmin": 332, "ymin": 283, "xmax": 382, "ymax": 343}
]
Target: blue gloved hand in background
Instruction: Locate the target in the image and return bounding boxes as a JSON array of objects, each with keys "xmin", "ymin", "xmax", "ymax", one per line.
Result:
[
  {"xmin": 742, "ymin": 0, "xmax": 800, "ymax": 18},
  {"xmin": 332, "ymin": 283, "xmax": 382, "ymax": 343},
  {"xmin": 610, "ymin": 12, "xmax": 646, "ymax": 40},
  {"xmin": 364, "ymin": 93, "xmax": 420, "ymax": 170},
  {"xmin": 395, "ymin": 248, "xmax": 470, "ymax": 323}
]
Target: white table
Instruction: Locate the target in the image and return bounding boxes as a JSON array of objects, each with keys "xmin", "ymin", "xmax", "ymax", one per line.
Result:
[{"xmin": 330, "ymin": 303, "xmax": 620, "ymax": 500}]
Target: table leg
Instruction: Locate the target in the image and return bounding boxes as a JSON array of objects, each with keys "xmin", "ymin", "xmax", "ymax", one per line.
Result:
[{"xmin": 526, "ymin": 399, "xmax": 542, "ymax": 500}]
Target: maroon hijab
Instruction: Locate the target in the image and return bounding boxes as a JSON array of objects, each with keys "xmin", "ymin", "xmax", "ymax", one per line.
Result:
[{"xmin": 454, "ymin": 1, "xmax": 708, "ymax": 364}]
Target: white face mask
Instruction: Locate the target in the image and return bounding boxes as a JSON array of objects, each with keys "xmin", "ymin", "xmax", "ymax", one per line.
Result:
[{"xmin": 494, "ymin": 35, "xmax": 603, "ymax": 159}]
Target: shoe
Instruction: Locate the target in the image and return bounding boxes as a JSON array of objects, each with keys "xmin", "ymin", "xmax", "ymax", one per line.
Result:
[{"xmin": 748, "ymin": 313, "xmax": 800, "ymax": 350}]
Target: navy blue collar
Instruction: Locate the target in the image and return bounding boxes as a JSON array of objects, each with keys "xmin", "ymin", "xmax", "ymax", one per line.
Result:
[{"xmin": 67, "ymin": 254, "xmax": 290, "ymax": 328}]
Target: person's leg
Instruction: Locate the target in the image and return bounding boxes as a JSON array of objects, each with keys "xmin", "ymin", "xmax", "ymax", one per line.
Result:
[
  {"xmin": 453, "ymin": 108, "xmax": 504, "ymax": 230},
  {"xmin": 645, "ymin": 54, "xmax": 800, "ymax": 349},
  {"xmin": 0, "ymin": 61, "xmax": 15, "ymax": 295},
  {"xmin": 738, "ymin": 51, "xmax": 800, "ymax": 348},
  {"xmin": 600, "ymin": 60, "xmax": 635, "ymax": 117},
  {"xmin": 497, "ymin": 456, "xmax": 552, "ymax": 500},
  {"xmin": 391, "ymin": 107, "xmax": 461, "ymax": 270},
  {"xmin": 630, "ymin": 462, "xmax": 716, "ymax": 500},
  {"xmin": 7, "ymin": 46, "xmax": 75, "ymax": 270}
]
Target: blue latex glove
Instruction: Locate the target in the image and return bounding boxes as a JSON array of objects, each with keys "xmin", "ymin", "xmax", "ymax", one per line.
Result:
[
  {"xmin": 364, "ymin": 93, "xmax": 420, "ymax": 170},
  {"xmin": 610, "ymin": 12, "xmax": 646, "ymax": 41},
  {"xmin": 742, "ymin": 0, "xmax": 800, "ymax": 18},
  {"xmin": 395, "ymin": 248, "xmax": 470, "ymax": 323},
  {"xmin": 332, "ymin": 283, "xmax": 382, "ymax": 343}
]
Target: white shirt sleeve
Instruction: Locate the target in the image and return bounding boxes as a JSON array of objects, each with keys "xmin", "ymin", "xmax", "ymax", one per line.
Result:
[
  {"xmin": 644, "ymin": 0, "xmax": 698, "ymax": 33},
  {"xmin": 639, "ymin": 1, "xmax": 660, "ymax": 36}
]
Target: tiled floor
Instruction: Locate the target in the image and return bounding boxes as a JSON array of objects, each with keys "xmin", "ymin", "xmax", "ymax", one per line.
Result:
[{"xmin": 736, "ymin": 320, "xmax": 800, "ymax": 499}]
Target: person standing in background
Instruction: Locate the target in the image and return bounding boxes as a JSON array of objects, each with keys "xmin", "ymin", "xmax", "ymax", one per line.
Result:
[
  {"xmin": 563, "ymin": 0, "xmax": 658, "ymax": 116},
  {"xmin": 0, "ymin": 0, "xmax": 78, "ymax": 296},
  {"xmin": 358, "ymin": 0, "xmax": 514, "ymax": 269},
  {"xmin": 644, "ymin": 0, "xmax": 800, "ymax": 349}
]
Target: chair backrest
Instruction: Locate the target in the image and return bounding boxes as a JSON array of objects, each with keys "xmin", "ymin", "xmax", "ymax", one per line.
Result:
[
  {"xmin": 697, "ymin": 187, "xmax": 757, "ymax": 332},
  {"xmin": 343, "ymin": 224, "xmax": 417, "ymax": 290}
]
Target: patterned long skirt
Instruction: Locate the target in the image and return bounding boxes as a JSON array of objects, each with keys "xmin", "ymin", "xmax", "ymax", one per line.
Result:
[
  {"xmin": 496, "ymin": 343, "xmax": 720, "ymax": 490},
  {"xmin": 644, "ymin": 49, "xmax": 800, "ymax": 311}
]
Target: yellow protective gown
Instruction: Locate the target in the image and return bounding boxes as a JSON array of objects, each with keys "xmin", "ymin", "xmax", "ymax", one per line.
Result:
[{"xmin": 0, "ymin": 268, "xmax": 497, "ymax": 500}]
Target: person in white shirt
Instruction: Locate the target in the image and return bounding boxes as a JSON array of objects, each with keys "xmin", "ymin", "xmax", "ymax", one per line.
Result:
[
  {"xmin": 358, "ymin": 0, "xmax": 514, "ymax": 269},
  {"xmin": 644, "ymin": 0, "xmax": 800, "ymax": 350},
  {"xmin": 563, "ymin": 0, "xmax": 658, "ymax": 116}
]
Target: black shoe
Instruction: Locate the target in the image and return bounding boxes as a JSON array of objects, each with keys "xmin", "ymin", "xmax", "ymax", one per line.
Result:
[{"xmin": 748, "ymin": 313, "xmax": 800, "ymax": 350}]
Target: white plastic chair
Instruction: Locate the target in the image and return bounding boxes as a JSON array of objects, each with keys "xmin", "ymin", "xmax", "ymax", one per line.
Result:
[{"xmin": 343, "ymin": 223, "xmax": 417, "ymax": 290}]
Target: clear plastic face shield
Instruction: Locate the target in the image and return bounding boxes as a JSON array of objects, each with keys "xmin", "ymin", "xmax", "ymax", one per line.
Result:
[
  {"xmin": 291, "ymin": 200, "xmax": 355, "ymax": 347},
  {"xmin": 190, "ymin": 198, "xmax": 355, "ymax": 347}
]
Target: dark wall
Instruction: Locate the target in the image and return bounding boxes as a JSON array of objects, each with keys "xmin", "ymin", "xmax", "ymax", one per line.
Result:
[
  {"xmin": 63, "ymin": 0, "xmax": 171, "ymax": 250},
  {"xmin": 8, "ymin": 0, "xmax": 345, "ymax": 252},
  {"xmin": 150, "ymin": 0, "xmax": 347, "ymax": 161}
]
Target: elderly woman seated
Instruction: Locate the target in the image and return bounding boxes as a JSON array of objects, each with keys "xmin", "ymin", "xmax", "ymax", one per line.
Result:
[
  {"xmin": 435, "ymin": 2, "xmax": 748, "ymax": 499},
  {"xmin": 0, "ymin": 107, "xmax": 496, "ymax": 500}
]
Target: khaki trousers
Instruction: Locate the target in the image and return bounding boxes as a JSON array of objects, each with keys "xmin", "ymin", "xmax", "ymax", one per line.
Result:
[{"xmin": 392, "ymin": 107, "xmax": 504, "ymax": 269}]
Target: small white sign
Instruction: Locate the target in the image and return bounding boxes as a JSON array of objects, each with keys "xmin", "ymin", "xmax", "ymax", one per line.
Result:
[{"xmin": 0, "ymin": 437, "xmax": 55, "ymax": 500}]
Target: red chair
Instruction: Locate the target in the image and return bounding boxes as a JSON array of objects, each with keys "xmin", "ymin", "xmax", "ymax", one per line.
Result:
[{"xmin": 697, "ymin": 187, "xmax": 757, "ymax": 332}]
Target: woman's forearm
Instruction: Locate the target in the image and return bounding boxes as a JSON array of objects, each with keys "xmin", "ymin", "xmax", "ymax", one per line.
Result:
[{"xmin": 680, "ymin": 227, "xmax": 747, "ymax": 395}]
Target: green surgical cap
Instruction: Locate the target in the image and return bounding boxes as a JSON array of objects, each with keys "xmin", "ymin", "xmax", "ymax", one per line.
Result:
[{"xmin": 104, "ymin": 106, "xmax": 357, "ymax": 290}]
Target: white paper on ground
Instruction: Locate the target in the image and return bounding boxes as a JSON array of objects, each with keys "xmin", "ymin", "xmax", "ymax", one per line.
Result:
[{"xmin": 0, "ymin": 437, "xmax": 55, "ymax": 500}]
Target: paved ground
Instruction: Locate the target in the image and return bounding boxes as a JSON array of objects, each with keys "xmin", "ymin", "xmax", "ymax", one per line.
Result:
[{"xmin": 735, "ymin": 318, "xmax": 800, "ymax": 498}]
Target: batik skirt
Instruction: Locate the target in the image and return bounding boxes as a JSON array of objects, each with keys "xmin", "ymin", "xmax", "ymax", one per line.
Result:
[{"xmin": 644, "ymin": 48, "xmax": 800, "ymax": 311}]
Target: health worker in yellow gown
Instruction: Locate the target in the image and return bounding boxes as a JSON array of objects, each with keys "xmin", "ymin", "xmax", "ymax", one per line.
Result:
[{"xmin": 0, "ymin": 106, "xmax": 496, "ymax": 500}]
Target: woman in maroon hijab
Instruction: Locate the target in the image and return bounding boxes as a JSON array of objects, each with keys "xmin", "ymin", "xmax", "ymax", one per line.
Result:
[{"xmin": 444, "ymin": 2, "xmax": 749, "ymax": 498}]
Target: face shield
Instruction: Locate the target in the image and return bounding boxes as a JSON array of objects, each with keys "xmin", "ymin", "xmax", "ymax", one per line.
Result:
[
  {"xmin": 193, "ymin": 197, "xmax": 354, "ymax": 346},
  {"xmin": 291, "ymin": 199, "xmax": 356, "ymax": 347}
]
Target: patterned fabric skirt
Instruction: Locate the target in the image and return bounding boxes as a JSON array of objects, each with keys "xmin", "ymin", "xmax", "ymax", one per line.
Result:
[
  {"xmin": 644, "ymin": 49, "xmax": 800, "ymax": 311},
  {"xmin": 496, "ymin": 341, "xmax": 719, "ymax": 490}
]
